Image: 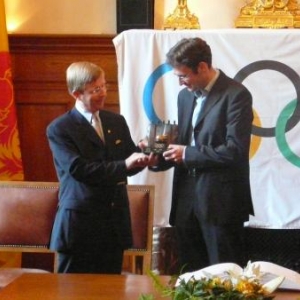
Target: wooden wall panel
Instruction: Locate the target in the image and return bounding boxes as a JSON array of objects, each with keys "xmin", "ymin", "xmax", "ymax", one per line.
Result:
[{"xmin": 8, "ymin": 34, "xmax": 118, "ymax": 181}]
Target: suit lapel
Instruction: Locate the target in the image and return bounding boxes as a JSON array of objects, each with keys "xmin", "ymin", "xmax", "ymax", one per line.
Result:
[
  {"xmin": 99, "ymin": 111, "xmax": 111, "ymax": 144},
  {"xmin": 194, "ymin": 71, "xmax": 227, "ymax": 128},
  {"xmin": 179, "ymin": 93, "xmax": 195, "ymax": 144},
  {"xmin": 70, "ymin": 108, "xmax": 104, "ymax": 147},
  {"xmin": 99, "ymin": 111, "xmax": 121, "ymax": 148}
]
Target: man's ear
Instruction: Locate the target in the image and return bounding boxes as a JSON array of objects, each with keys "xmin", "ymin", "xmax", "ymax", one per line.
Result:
[
  {"xmin": 198, "ymin": 61, "xmax": 207, "ymax": 72},
  {"xmin": 72, "ymin": 91, "xmax": 81, "ymax": 100}
]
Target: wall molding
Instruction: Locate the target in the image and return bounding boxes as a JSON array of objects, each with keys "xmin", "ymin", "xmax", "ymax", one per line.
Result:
[{"xmin": 9, "ymin": 34, "xmax": 116, "ymax": 53}]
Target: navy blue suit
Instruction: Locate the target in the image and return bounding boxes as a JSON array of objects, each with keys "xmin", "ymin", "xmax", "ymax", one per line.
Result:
[
  {"xmin": 153, "ymin": 71, "xmax": 254, "ymax": 271},
  {"xmin": 172, "ymin": 70, "xmax": 254, "ymax": 226},
  {"xmin": 47, "ymin": 108, "xmax": 141, "ymax": 273}
]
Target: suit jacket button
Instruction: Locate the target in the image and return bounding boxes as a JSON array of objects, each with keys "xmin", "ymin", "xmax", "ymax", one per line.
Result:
[{"xmin": 111, "ymin": 202, "xmax": 115, "ymax": 207}]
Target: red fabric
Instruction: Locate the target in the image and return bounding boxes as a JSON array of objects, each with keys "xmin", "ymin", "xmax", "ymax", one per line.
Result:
[{"xmin": 0, "ymin": 51, "xmax": 24, "ymax": 180}]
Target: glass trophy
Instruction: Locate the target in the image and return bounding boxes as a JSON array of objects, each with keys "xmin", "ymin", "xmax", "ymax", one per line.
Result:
[{"xmin": 143, "ymin": 121, "xmax": 178, "ymax": 154}]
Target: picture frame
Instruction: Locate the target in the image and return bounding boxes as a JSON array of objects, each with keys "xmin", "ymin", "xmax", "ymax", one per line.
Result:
[{"xmin": 116, "ymin": 0, "xmax": 154, "ymax": 33}]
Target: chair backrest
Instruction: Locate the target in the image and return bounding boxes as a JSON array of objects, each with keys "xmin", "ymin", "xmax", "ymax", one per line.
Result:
[
  {"xmin": 124, "ymin": 185, "xmax": 154, "ymax": 274},
  {"xmin": 0, "ymin": 181, "xmax": 154, "ymax": 274},
  {"xmin": 0, "ymin": 181, "xmax": 59, "ymax": 247}
]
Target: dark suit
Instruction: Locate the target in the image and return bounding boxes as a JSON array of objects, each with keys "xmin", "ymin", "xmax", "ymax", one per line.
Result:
[
  {"xmin": 155, "ymin": 71, "xmax": 254, "ymax": 271},
  {"xmin": 47, "ymin": 108, "xmax": 140, "ymax": 273}
]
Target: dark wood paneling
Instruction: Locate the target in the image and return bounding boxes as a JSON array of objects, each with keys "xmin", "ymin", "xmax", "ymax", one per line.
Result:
[{"xmin": 8, "ymin": 34, "xmax": 118, "ymax": 181}]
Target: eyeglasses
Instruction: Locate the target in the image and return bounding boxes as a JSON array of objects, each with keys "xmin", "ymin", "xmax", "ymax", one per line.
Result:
[
  {"xmin": 175, "ymin": 67, "xmax": 199, "ymax": 81},
  {"xmin": 177, "ymin": 74, "xmax": 190, "ymax": 80},
  {"xmin": 86, "ymin": 84, "xmax": 109, "ymax": 94}
]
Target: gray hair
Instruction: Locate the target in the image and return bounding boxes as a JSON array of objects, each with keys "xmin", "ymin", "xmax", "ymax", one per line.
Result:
[{"xmin": 66, "ymin": 61, "xmax": 104, "ymax": 94}]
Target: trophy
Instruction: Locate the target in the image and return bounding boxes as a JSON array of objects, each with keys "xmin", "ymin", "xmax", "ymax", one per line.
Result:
[{"xmin": 144, "ymin": 121, "xmax": 178, "ymax": 154}]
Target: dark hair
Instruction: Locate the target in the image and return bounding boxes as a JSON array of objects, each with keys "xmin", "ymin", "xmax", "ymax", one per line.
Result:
[{"xmin": 166, "ymin": 38, "xmax": 212, "ymax": 72}]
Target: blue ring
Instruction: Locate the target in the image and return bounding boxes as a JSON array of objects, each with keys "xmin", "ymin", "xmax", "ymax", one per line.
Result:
[{"xmin": 143, "ymin": 63, "xmax": 173, "ymax": 124}]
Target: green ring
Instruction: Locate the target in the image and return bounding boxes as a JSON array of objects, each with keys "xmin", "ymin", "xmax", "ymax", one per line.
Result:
[{"xmin": 275, "ymin": 99, "xmax": 300, "ymax": 167}]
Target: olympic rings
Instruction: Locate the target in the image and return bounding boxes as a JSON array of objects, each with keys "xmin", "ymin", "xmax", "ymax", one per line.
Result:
[
  {"xmin": 142, "ymin": 60, "xmax": 300, "ymax": 167},
  {"xmin": 234, "ymin": 60, "xmax": 300, "ymax": 137}
]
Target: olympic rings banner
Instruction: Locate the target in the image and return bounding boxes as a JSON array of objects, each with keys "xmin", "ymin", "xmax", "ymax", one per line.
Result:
[{"xmin": 113, "ymin": 29, "xmax": 300, "ymax": 229}]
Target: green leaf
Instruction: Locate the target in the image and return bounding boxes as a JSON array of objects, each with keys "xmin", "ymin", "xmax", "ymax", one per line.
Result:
[{"xmin": 138, "ymin": 294, "xmax": 155, "ymax": 300}]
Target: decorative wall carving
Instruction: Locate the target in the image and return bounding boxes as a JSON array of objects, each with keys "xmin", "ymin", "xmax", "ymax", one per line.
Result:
[{"xmin": 236, "ymin": 0, "xmax": 300, "ymax": 28}]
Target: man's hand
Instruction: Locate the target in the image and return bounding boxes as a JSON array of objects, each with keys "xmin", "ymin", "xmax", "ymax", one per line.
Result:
[
  {"xmin": 147, "ymin": 152, "xmax": 160, "ymax": 167},
  {"xmin": 138, "ymin": 138, "xmax": 148, "ymax": 151},
  {"xmin": 125, "ymin": 152, "xmax": 160, "ymax": 170},
  {"xmin": 162, "ymin": 144, "xmax": 185, "ymax": 164}
]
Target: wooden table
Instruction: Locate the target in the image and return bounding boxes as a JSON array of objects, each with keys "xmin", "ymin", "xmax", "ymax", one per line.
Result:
[
  {"xmin": 0, "ymin": 273, "xmax": 299, "ymax": 300},
  {"xmin": 0, "ymin": 273, "xmax": 169, "ymax": 300}
]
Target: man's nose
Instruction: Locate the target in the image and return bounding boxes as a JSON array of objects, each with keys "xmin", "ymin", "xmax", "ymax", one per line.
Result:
[{"xmin": 179, "ymin": 78, "xmax": 185, "ymax": 85}]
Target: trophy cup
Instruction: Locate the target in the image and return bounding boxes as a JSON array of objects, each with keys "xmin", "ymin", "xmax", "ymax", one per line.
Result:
[{"xmin": 144, "ymin": 121, "xmax": 178, "ymax": 155}]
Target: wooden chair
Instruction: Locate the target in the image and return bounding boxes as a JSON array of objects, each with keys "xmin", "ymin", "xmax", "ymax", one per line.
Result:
[
  {"xmin": 0, "ymin": 181, "xmax": 154, "ymax": 275},
  {"xmin": 0, "ymin": 181, "xmax": 59, "ymax": 273},
  {"xmin": 124, "ymin": 185, "xmax": 155, "ymax": 275}
]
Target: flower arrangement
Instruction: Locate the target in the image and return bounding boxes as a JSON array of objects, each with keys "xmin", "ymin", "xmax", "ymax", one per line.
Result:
[{"xmin": 139, "ymin": 261, "xmax": 284, "ymax": 300}]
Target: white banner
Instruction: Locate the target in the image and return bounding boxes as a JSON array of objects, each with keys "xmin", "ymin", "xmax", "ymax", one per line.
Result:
[{"xmin": 113, "ymin": 29, "xmax": 300, "ymax": 229}]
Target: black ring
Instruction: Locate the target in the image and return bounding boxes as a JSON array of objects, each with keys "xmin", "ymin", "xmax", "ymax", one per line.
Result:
[{"xmin": 234, "ymin": 60, "xmax": 300, "ymax": 137}]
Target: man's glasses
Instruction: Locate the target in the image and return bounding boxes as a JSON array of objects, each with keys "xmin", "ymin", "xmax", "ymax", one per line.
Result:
[
  {"xmin": 176, "ymin": 71, "xmax": 194, "ymax": 81},
  {"xmin": 175, "ymin": 68, "xmax": 199, "ymax": 81},
  {"xmin": 86, "ymin": 84, "xmax": 109, "ymax": 94},
  {"xmin": 177, "ymin": 74, "xmax": 190, "ymax": 80}
]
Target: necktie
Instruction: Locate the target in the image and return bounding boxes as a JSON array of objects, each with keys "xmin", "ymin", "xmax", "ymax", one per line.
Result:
[
  {"xmin": 192, "ymin": 97, "xmax": 204, "ymax": 128},
  {"xmin": 91, "ymin": 112, "xmax": 105, "ymax": 143},
  {"xmin": 191, "ymin": 92, "xmax": 206, "ymax": 145}
]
